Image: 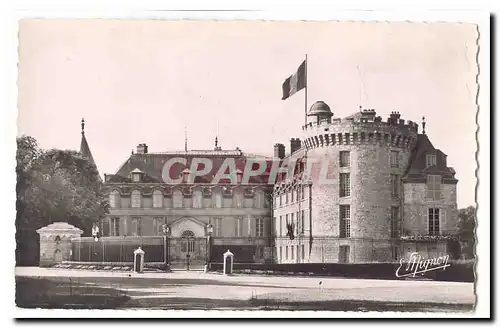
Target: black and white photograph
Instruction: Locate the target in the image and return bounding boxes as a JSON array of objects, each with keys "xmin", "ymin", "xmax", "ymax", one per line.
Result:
[{"xmin": 7, "ymin": 6, "xmax": 491, "ymax": 318}]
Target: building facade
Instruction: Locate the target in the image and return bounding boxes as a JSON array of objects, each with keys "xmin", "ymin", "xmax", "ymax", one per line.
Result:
[
  {"xmin": 82, "ymin": 100, "xmax": 458, "ymax": 266},
  {"xmin": 272, "ymin": 101, "xmax": 458, "ymax": 264},
  {"xmin": 100, "ymin": 143, "xmax": 274, "ymax": 267}
]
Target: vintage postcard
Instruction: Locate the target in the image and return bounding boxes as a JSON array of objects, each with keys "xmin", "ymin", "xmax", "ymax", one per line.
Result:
[{"xmin": 12, "ymin": 11, "xmax": 489, "ymax": 318}]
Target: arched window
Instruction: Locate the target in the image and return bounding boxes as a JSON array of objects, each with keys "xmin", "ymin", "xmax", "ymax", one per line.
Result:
[
  {"xmin": 153, "ymin": 190, "xmax": 163, "ymax": 208},
  {"xmin": 193, "ymin": 190, "xmax": 203, "ymax": 209},
  {"xmin": 109, "ymin": 190, "xmax": 120, "ymax": 208},
  {"xmin": 173, "ymin": 190, "xmax": 183, "ymax": 208},
  {"xmin": 131, "ymin": 190, "xmax": 141, "ymax": 208},
  {"xmin": 181, "ymin": 230, "xmax": 195, "ymax": 253},
  {"xmin": 213, "ymin": 190, "xmax": 222, "ymax": 208}
]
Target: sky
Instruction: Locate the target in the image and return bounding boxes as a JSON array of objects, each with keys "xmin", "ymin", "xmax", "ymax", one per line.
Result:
[{"xmin": 17, "ymin": 19, "xmax": 478, "ymax": 208}]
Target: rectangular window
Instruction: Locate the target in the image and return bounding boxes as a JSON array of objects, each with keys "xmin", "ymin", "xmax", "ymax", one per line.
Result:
[
  {"xmin": 426, "ymin": 154, "xmax": 437, "ymax": 168},
  {"xmin": 111, "ymin": 217, "xmax": 120, "ymax": 236},
  {"xmin": 301, "ymin": 210, "xmax": 305, "ymax": 233},
  {"xmin": 291, "ymin": 189, "xmax": 295, "ymax": 203},
  {"xmin": 301, "ymin": 186, "xmax": 305, "ymax": 200},
  {"xmin": 291, "ymin": 245, "xmax": 295, "ymax": 260},
  {"xmin": 285, "ymin": 214, "xmax": 289, "ymax": 225},
  {"xmin": 234, "ymin": 217, "xmax": 243, "ymax": 237},
  {"xmin": 296, "ymin": 188, "xmax": 300, "ymax": 202},
  {"xmin": 301, "ymin": 245, "xmax": 305, "ymax": 260},
  {"xmin": 256, "ymin": 217, "xmax": 265, "ymax": 237},
  {"xmin": 291, "ymin": 213, "xmax": 295, "ymax": 234},
  {"xmin": 153, "ymin": 217, "xmax": 164, "ymax": 236},
  {"xmin": 340, "ymin": 151, "xmax": 350, "ymax": 167},
  {"xmin": 390, "ymin": 150, "xmax": 399, "ymax": 168},
  {"xmin": 339, "ymin": 205, "xmax": 351, "ymax": 238},
  {"xmin": 212, "ymin": 217, "xmax": 223, "ymax": 236},
  {"xmin": 285, "ymin": 192, "xmax": 289, "ymax": 204},
  {"xmin": 285, "ymin": 246, "xmax": 289, "ymax": 260},
  {"xmin": 279, "ymin": 246, "xmax": 282, "ymax": 262},
  {"xmin": 132, "ymin": 217, "xmax": 141, "ymax": 236},
  {"xmin": 296, "ymin": 211, "xmax": 301, "ymax": 235},
  {"xmin": 426, "ymin": 175, "xmax": 442, "ymax": 200},
  {"xmin": 280, "ymin": 216, "xmax": 283, "ymax": 236},
  {"xmin": 391, "ymin": 207, "xmax": 399, "ymax": 238},
  {"xmin": 339, "ymin": 173, "xmax": 351, "ymax": 197},
  {"xmin": 428, "ymin": 208, "xmax": 440, "ymax": 235},
  {"xmin": 279, "ymin": 194, "xmax": 282, "ymax": 206},
  {"xmin": 391, "ymin": 174, "xmax": 400, "ymax": 197}
]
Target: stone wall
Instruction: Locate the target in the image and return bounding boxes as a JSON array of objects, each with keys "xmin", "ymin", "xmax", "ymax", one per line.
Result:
[{"xmin": 403, "ymin": 183, "xmax": 458, "ymax": 235}]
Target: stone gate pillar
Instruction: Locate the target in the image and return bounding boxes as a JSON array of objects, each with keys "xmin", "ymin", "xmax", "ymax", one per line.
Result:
[{"xmin": 36, "ymin": 222, "xmax": 83, "ymax": 267}]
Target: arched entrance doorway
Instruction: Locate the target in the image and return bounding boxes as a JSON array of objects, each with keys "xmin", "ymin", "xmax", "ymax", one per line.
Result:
[
  {"xmin": 169, "ymin": 218, "xmax": 207, "ymax": 270},
  {"xmin": 181, "ymin": 230, "xmax": 195, "ymax": 255},
  {"xmin": 53, "ymin": 249, "xmax": 63, "ymax": 263}
]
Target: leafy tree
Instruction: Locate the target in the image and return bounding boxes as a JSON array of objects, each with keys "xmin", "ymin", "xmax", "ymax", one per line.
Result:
[
  {"xmin": 456, "ymin": 205, "xmax": 476, "ymax": 259},
  {"xmin": 16, "ymin": 136, "xmax": 42, "ymax": 265},
  {"xmin": 16, "ymin": 136, "xmax": 109, "ymax": 266}
]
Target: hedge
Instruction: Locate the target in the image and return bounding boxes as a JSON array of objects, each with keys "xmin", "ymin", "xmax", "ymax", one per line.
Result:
[{"xmin": 208, "ymin": 260, "xmax": 475, "ymax": 282}]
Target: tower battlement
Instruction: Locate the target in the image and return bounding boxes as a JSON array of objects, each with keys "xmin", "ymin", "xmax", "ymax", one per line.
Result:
[{"xmin": 301, "ymin": 108, "xmax": 419, "ymax": 151}]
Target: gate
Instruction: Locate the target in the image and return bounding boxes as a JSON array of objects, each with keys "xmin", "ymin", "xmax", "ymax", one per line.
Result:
[{"xmin": 169, "ymin": 236, "xmax": 207, "ymax": 270}]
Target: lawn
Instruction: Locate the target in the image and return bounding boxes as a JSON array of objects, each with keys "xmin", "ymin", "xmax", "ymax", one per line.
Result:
[{"xmin": 15, "ymin": 273, "xmax": 475, "ymax": 312}]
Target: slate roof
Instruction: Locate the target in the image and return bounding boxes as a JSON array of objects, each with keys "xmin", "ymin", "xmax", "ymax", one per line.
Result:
[
  {"xmin": 403, "ymin": 134, "xmax": 458, "ymax": 184},
  {"xmin": 80, "ymin": 132, "xmax": 96, "ymax": 167},
  {"xmin": 105, "ymin": 149, "xmax": 275, "ymax": 185},
  {"xmin": 80, "ymin": 130, "xmax": 101, "ymax": 181}
]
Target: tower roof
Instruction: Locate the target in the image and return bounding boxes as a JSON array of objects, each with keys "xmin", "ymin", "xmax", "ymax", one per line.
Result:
[
  {"xmin": 307, "ymin": 101, "xmax": 333, "ymax": 117},
  {"xmin": 80, "ymin": 118, "xmax": 101, "ymax": 180}
]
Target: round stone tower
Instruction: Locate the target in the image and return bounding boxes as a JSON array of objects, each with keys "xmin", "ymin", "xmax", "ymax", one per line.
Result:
[{"xmin": 302, "ymin": 101, "xmax": 418, "ymax": 263}]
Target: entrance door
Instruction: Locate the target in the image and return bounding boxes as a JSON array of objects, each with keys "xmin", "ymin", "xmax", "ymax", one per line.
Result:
[
  {"xmin": 180, "ymin": 230, "xmax": 196, "ymax": 269},
  {"xmin": 53, "ymin": 249, "xmax": 63, "ymax": 263}
]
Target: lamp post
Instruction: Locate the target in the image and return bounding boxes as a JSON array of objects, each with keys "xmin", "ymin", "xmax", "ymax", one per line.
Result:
[
  {"xmin": 92, "ymin": 222, "xmax": 100, "ymax": 242},
  {"xmin": 162, "ymin": 224, "xmax": 171, "ymax": 270},
  {"xmin": 205, "ymin": 223, "xmax": 214, "ymax": 272}
]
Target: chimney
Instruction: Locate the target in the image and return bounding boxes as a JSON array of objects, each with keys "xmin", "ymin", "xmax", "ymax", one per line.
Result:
[
  {"xmin": 290, "ymin": 138, "xmax": 302, "ymax": 155},
  {"xmin": 137, "ymin": 143, "xmax": 148, "ymax": 154},
  {"xmin": 274, "ymin": 143, "xmax": 285, "ymax": 159},
  {"xmin": 360, "ymin": 109, "xmax": 376, "ymax": 122},
  {"xmin": 389, "ymin": 111, "xmax": 401, "ymax": 125}
]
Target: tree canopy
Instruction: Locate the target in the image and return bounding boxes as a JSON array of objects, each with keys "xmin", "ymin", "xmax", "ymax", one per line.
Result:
[
  {"xmin": 16, "ymin": 135, "xmax": 108, "ymax": 265},
  {"xmin": 456, "ymin": 205, "xmax": 476, "ymax": 259}
]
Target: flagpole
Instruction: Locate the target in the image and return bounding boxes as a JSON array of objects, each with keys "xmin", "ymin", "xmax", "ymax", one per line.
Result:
[{"xmin": 304, "ymin": 54, "xmax": 308, "ymax": 126}]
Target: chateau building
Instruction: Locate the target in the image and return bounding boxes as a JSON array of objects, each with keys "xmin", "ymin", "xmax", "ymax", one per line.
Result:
[
  {"xmin": 99, "ymin": 141, "xmax": 274, "ymax": 267},
  {"xmin": 81, "ymin": 101, "xmax": 458, "ymax": 266},
  {"xmin": 272, "ymin": 101, "xmax": 458, "ymax": 264}
]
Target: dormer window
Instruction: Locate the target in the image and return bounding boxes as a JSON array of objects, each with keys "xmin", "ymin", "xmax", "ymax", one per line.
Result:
[
  {"xmin": 426, "ymin": 154, "xmax": 437, "ymax": 168},
  {"xmin": 131, "ymin": 168, "xmax": 144, "ymax": 182}
]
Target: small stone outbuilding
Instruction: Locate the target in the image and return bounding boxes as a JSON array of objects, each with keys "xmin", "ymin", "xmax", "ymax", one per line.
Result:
[{"xmin": 36, "ymin": 222, "xmax": 83, "ymax": 267}]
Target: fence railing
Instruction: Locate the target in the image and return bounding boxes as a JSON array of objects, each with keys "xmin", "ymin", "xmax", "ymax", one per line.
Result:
[
  {"xmin": 72, "ymin": 236, "xmax": 165, "ymax": 263},
  {"xmin": 70, "ymin": 235, "xmax": 462, "ymax": 264}
]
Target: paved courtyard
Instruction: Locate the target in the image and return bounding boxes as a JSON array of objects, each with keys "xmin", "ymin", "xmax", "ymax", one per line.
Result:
[{"xmin": 15, "ymin": 267, "xmax": 475, "ymax": 311}]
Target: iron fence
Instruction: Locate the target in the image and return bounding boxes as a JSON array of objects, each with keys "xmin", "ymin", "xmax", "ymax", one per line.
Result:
[
  {"xmin": 72, "ymin": 236, "xmax": 165, "ymax": 263},
  {"xmin": 70, "ymin": 235, "xmax": 461, "ymax": 264}
]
